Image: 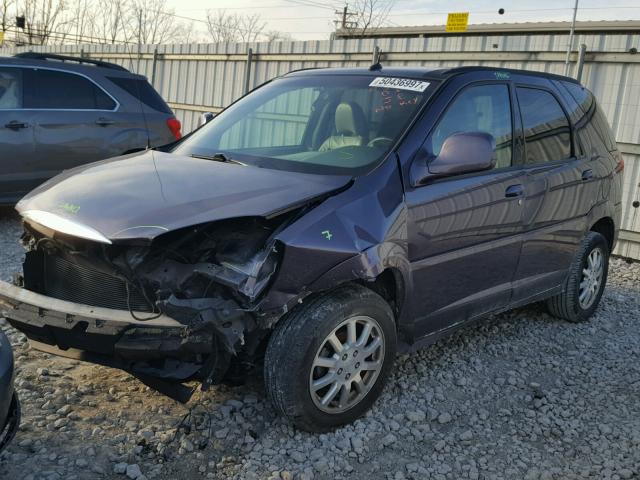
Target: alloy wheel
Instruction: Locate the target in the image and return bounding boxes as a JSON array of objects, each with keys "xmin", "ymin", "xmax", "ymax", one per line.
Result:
[
  {"xmin": 309, "ymin": 315, "xmax": 385, "ymax": 414},
  {"xmin": 579, "ymin": 247, "xmax": 604, "ymax": 309}
]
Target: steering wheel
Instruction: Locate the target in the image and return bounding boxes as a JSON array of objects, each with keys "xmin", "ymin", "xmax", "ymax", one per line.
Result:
[{"xmin": 367, "ymin": 136, "xmax": 393, "ymax": 148}]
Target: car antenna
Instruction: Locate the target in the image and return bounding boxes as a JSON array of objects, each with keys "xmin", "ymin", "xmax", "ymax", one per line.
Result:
[{"xmin": 369, "ymin": 45, "xmax": 382, "ymax": 71}]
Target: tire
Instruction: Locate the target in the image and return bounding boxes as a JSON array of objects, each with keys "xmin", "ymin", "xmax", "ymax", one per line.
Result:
[
  {"xmin": 264, "ymin": 284, "xmax": 397, "ymax": 432},
  {"xmin": 547, "ymin": 231, "xmax": 609, "ymax": 322}
]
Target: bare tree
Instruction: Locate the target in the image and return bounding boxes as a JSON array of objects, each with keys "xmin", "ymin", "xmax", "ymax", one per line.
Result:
[
  {"xmin": 128, "ymin": 0, "xmax": 188, "ymax": 44},
  {"xmin": 346, "ymin": 0, "xmax": 395, "ymax": 37},
  {"xmin": 20, "ymin": 0, "xmax": 72, "ymax": 45},
  {"xmin": 205, "ymin": 10, "xmax": 240, "ymax": 43},
  {"xmin": 1, "ymin": 0, "xmax": 15, "ymax": 34},
  {"xmin": 265, "ymin": 30, "xmax": 293, "ymax": 42},
  {"xmin": 236, "ymin": 13, "xmax": 265, "ymax": 43},
  {"xmin": 80, "ymin": 0, "xmax": 127, "ymax": 44},
  {"xmin": 68, "ymin": 0, "xmax": 93, "ymax": 43},
  {"xmin": 206, "ymin": 10, "xmax": 265, "ymax": 43}
]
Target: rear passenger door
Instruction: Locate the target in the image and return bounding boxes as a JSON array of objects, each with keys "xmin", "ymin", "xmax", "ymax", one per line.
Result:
[
  {"xmin": 24, "ymin": 68, "xmax": 119, "ymax": 174},
  {"xmin": 511, "ymin": 82, "xmax": 595, "ymax": 304}
]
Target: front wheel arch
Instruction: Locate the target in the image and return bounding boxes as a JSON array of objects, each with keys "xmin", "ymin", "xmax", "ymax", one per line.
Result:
[{"xmin": 263, "ymin": 283, "xmax": 397, "ymax": 432}]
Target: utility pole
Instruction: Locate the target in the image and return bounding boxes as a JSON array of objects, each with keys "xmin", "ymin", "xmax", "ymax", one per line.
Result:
[
  {"xmin": 334, "ymin": 5, "xmax": 357, "ymax": 31},
  {"xmin": 564, "ymin": 0, "xmax": 579, "ymax": 76}
]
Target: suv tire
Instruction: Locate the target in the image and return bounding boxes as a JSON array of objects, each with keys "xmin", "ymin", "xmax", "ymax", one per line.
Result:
[
  {"xmin": 547, "ymin": 231, "xmax": 609, "ymax": 322},
  {"xmin": 264, "ymin": 284, "xmax": 396, "ymax": 432}
]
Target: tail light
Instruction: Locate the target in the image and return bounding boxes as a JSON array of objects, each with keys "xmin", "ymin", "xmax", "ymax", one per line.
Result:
[{"xmin": 166, "ymin": 117, "xmax": 182, "ymax": 140}]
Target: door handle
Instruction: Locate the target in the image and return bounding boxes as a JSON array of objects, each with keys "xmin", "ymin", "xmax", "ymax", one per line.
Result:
[
  {"xmin": 4, "ymin": 121, "xmax": 29, "ymax": 130},
  {"xmin": 581, "ymin": 169, "xmax": 593, "ymax": 180},
  {"xmin": 95, "ymin": 118, "xmax": 115, "ymax": 126},
  {"xmin": 505, "ymin": 184, "xmax": 524, "ymax": 198}
]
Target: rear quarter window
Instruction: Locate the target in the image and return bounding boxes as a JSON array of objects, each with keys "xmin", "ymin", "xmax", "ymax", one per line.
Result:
[
  {"xmin": 561, "ymin": 81, "xmax": 617, "ymax": 152},
  {"xmin": 107, "ymin": 76, "xmax": 172, "ymax": 114}
]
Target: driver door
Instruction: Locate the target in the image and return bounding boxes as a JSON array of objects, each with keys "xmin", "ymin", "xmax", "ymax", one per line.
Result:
[{"xmin": 403, "ymin": 80, "xmax": 527, "ymax": 339}]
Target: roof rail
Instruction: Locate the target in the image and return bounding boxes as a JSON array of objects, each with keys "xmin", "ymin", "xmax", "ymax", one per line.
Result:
[
  {"xmin": 12, "ymin": 52, "xmax": 129, "ymax": 72},
  {"xmin": 438, "ymin": 66, "xmax": 581, "ymax": 84}
]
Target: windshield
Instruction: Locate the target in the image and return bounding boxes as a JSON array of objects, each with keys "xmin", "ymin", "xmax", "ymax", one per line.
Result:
[{"xmin": 172, "ymin": 74, "xmax": 435, "ymax": 175}]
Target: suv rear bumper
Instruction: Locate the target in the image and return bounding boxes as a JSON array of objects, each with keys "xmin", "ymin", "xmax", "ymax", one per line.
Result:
[{"xmin": 0, "ymin": 281, "xmax": 216, "ymax": 383}]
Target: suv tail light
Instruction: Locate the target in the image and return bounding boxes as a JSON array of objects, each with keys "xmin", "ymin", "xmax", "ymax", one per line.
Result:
[{"xmin": 166, "ymin": 117, "xmax": 182, "ymax": 140}]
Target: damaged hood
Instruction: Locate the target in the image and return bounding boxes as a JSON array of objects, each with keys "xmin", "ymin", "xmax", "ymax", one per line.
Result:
[{"xmin": 17, "ymin": 150, "xmax": 350, "ymax": 242}]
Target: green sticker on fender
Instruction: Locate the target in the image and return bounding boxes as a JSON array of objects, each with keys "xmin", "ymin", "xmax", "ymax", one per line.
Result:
[{"xmin": 58, "ymin": 202, "xmax": 81, "ymax": 214}]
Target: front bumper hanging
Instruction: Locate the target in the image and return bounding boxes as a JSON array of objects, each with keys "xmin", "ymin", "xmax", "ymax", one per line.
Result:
[{"xmin": 0, "ymin": 281, "xmax": 216, "ymax": 382}]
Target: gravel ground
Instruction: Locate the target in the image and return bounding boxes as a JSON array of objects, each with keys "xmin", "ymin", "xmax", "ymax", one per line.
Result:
[{"xmin": 0, "ymin": 207, "xmax": 639, "ymax": 480}]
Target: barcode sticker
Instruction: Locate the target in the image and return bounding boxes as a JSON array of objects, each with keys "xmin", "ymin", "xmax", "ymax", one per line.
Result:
[{"xmin": 369, "ymin": 77, "xmax": 430, "ymax": 92}]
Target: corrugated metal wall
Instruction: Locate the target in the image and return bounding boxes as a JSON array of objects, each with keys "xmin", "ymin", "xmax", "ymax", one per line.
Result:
[{"xmin": 1, "ymin": 31, "xmax": 639, "ymax": 258}]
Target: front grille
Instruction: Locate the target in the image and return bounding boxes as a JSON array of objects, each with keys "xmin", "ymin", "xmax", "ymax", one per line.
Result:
[{"xmin": 43, "ymin": 254, "xmax": 154, "ymax": 312}]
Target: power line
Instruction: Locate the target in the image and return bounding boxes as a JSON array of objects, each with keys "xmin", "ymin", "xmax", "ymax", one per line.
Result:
[
  {"xmin": 281, "ymin": 0, "xmax": 342, "ymax": 11},
  {"xmin": 384, "ymin": 5, "xmax": 640, "ymax": 17},
  {"xmin": 1, "ymin": 26, "xmax": 137, "ymax": 45}
]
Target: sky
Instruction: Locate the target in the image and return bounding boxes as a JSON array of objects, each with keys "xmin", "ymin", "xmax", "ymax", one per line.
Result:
[{"xmin": 164, "ymin": 0, "xmax": 640, "ymax": 41}]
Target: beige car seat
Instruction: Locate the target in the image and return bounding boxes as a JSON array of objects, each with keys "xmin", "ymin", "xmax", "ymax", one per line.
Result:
[{"xmin": 319, "ymin": 102, "xmax": 367, "ymax": 151}]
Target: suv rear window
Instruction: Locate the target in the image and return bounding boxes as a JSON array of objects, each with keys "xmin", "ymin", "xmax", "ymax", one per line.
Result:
[
  {"xmin": 107, "ymin": 77, "xmax": 171, "ymax": 114},
  {"xmin": 24, "ymin": 69, "xmax": 116, "ymax": 110}
]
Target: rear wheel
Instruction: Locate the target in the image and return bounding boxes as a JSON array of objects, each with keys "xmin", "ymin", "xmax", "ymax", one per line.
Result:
[
  {"xmin": 264, "ymin": 285, "xmax": 396, "ymax": 432},
  {"xmin": 547, "ymin": 231, "xmax": 609, "ymax": 322}
]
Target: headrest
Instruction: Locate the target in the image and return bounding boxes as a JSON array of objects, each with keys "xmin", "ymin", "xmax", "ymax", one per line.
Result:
[{"xmin": 335, "ymin": 103, "xmax": 357, "ymax": 136}]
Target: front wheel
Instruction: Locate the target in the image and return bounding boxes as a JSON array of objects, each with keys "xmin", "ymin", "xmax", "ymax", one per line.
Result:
[
  {"xmin": 264, "ymin": 285, "xmax": 396, "ymax": 432},
  {"xmin": 547, "ymin": 231, "xmax": 609, "ymax": 322}
]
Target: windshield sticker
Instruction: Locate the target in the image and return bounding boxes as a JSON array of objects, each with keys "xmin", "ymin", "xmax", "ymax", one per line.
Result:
[
  {"xmin": 321, "ymin": 230, "xmax": 333, "ymax": 240},
  {"xmin": 369, "ymin": 77, "xmax": 430, "ymax": 92}
]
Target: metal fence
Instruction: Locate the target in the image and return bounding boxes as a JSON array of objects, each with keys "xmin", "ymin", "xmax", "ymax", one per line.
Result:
[{"xmin": 2, "ymin": 30, "xmax": 640, "ymax": 259}]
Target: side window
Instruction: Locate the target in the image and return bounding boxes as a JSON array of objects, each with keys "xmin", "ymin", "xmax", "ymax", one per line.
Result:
[
  {"xmin": 0, "ymin": 68, "xmax": 23, "ymax": 109},
  {"xmin": 429, "ymin": 84, "xmax": 513, "ymax": 168},
  {"xmin": 24, "ymin": 69, "xmax": 116, "ymax": 110},
  {"xmin": 516, "ymin": 87, "xmax": 572, "ymax": 164}
]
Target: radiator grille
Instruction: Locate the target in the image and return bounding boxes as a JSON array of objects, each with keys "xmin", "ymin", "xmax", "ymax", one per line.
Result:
[{"xmin": 43, "ymin": 254, "xmax": 154, "ymax": 312}]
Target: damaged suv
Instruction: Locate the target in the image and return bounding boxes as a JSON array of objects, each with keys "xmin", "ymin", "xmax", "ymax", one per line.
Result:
[{"xmin": 0, "ymin": 66, "xmax": 623, "ymax": 431}]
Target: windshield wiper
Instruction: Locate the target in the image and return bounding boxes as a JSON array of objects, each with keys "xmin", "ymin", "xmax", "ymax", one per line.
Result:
[{"xmin": 189, "ymin": 153, "xmax": 244, "ymax": 165}]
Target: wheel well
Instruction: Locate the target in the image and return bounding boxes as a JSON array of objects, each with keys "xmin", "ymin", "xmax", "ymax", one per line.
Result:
[
  {"xmin": 357, "ymin": 269, "xmax": 404, "ymax": 320},
  {"xmin": 590, "ymin": 217, "xmax": 615, "ymax": 252}
]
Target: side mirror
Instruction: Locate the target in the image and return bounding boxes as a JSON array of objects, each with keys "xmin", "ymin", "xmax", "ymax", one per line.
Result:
[
  {"xmin": 411, "ymin": 132, "xmax": 496, "ymax": 186},
  {"xmin": 198, "ymin": 112, "xmax": 216, "ymax": 127}
]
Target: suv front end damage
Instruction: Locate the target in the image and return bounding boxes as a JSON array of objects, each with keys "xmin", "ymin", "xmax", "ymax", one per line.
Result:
[{"xmin": 0, "ymin": 215, "xmax": 292, "ymax": 400}]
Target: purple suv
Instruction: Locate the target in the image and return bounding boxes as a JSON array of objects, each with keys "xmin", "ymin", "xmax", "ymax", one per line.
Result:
[{"xmin": 0, "ymin": 66, "xmax": 623, "ymax": 431}]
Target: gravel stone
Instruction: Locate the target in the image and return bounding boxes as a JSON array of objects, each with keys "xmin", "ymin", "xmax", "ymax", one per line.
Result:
[
  {"xmin": 437, "ymin": 412, "xmax": 452, "ymax": 424},
  {"xmin": 126, "ymin": 464, "xmax": 143, "ymax": 479}
]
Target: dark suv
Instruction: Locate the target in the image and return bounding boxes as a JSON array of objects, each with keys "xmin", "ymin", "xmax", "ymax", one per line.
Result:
[
  {"xmin": 0, "ymin": 66, "xmax": 622, "ymax": 432},
  {"xmin": 0, "ymin": 53, "xmax": 181, "ymax": 204}
]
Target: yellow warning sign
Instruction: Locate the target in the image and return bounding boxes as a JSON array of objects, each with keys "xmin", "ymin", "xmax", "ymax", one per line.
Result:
[{"xmin": 446, "ymin": 12, "xmax": 469, "ymax": 32}]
